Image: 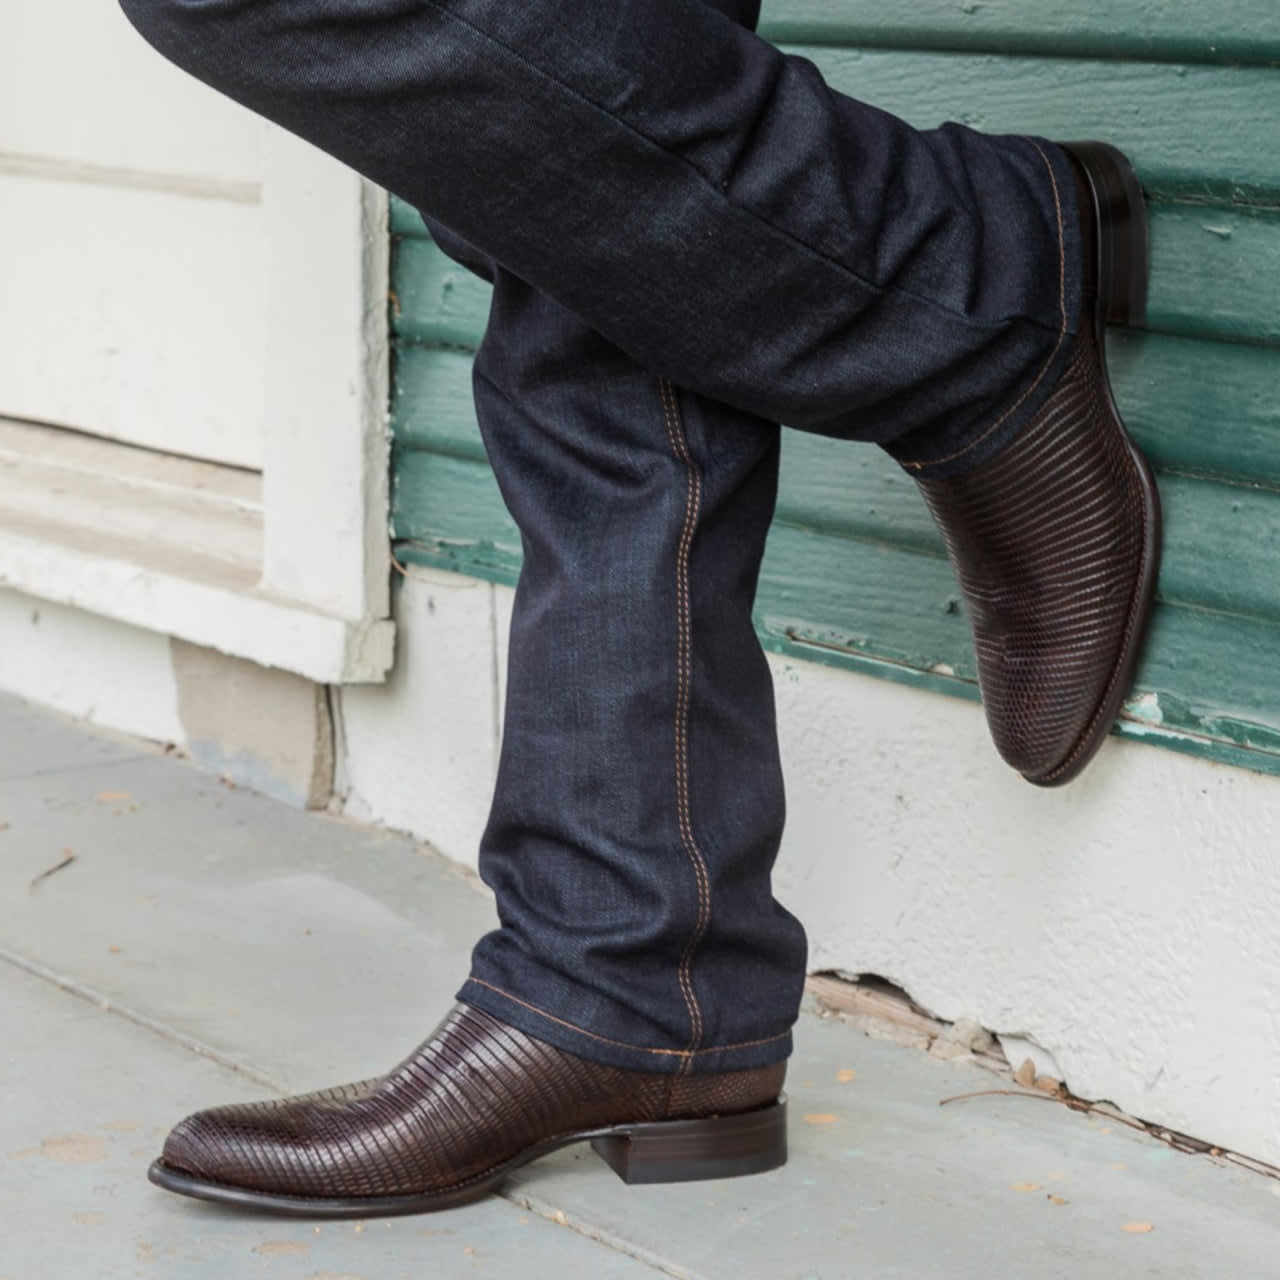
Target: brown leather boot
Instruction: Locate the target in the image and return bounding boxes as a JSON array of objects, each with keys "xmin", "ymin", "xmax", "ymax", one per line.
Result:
[
  {"xmin": 913, "ymin": 141, "xmax": 1161, "ymax": 786},
  {"xmin": 147, "ymin": 1003, "xmax": 787, "ymax": 1217}
]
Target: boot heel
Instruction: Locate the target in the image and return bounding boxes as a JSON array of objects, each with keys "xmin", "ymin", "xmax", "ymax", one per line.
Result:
[
  {"xmin": 1061, "ymin": 140, "xmax": 1150, "ymax": 330},
  {"xmin": 591, "ymin": 1098, "xmax": 787, "ymax": 1185}
]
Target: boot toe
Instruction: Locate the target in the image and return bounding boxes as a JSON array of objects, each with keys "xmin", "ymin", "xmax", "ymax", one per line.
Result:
[
  {"xmin": 916, "ymin": 332, "xmax": 1159, "ymax": 785},
  {"xmin": 159, "ymin": 1102, "xmax": 292, "ymax": 1193},
  {"xmin": 982, "ymin": 633, "xmax": 1125, "ymax": 782},
  {"xmin": 158, "ymin": 1083, "xmax": 376, "ymax": 1196},
  {"xmin": 148, "ymin": 1005, "xmax": 790, "ymax": 1213}
]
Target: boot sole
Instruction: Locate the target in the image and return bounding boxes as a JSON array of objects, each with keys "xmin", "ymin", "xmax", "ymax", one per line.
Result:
[
  {"xmin": 146, "ymin": 1096, "xmax": 787, "ymax": 1219},
  {"xmin": 1028, "ymin": 141, "xmax": 1162, "ymax": 787}
]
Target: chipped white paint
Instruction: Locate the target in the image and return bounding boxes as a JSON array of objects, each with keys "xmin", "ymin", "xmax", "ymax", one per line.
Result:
[
  {"xmin": 1124, "ymin": 689, "xmax": 1165, "ymax": 725},
  {"xmin": 336, "ymin": 570, "xmax": 1280, "ymax": 1168},
  {"xmin": 997, "ymin": 1034, "xmax": 1065, "ymax": 1083}
]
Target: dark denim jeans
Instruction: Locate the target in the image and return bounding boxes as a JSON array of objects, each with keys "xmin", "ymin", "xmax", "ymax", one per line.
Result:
[{"xmin": 120, "ymin": 0, "xmax": 1084, "ymax": 1072}]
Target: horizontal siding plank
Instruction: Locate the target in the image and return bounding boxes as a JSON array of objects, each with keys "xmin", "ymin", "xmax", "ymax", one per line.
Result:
[
  {"xmin": 391, "ymin": 236, "xmax": 486, "ymax": 341},
  {"xmin": 390, "ymin": 198, "xmax": 425, "ymax": 239},
  {"xmin": 391, "ymin": 448, "xmax": 520, "ymax": 565},
  {"xmin": 391, "ymin": 343, "xmax": 1280, "ymax": 627},
  {"xmin": 393, "ymin": 200, "xmax": 1280, "ymax": 350},
  {"xmin": 393, "ymin": 347, "xmax": 487, "ymax": 461},
  {"xmin": 389, "ymin": 47, "xmax": 1280, "ymax": 221},
  {"xmin": 758, "ymin": 0, "xmax": 1280, "ymax": 66},
  {"xmin": 1147, "ymin": 204, "xmax": 1280, "ymax": 345},
  {"xmin": 1108, "ymin": 332, "xmax": 1280, "ymax": 487},
  {"xmin": 390, "ymin": 467, "xmax": 1280, "ymax": 765},
  {"xmin": 756, "ymin": 523, "xmax": 964, "ymax": 673},
  {"xmin": 793, "ymin": 48, "xmax": 1280, "ymax": 201},
  {"xmin": 392, "ymin": 330, "xmax": 1280, "ymax": 494},
  {"xmin": 772, "ymin": 438, "xmax": 1280, "ymax": 623},
  {"xmin": 392, "ymin": 351, "xmax": 1280, "ymax": 626},
  {"xmin": 757, "ymin": 523, "xmax": 1280, "ymax": 757},
  {"xmin": 390, "ymin": 235, "xmax": 492, "ymax": 351}
]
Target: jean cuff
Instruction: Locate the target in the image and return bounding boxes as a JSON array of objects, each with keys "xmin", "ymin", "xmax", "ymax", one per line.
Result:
[{"xmin": 457, "ymin": 976, "xmax": 794, "ymax": 1076}]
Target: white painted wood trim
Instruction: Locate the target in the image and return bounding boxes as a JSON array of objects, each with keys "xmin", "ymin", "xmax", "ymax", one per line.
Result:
[
  {"xmin": 0, "ymin": 128, "xmax": 394, "ymax": 681},
  {"xmin": 0, "ymin": 524, "xmax": 393, "ymax": 685},
  {"xmin": 260, "ymin": 130, "xmax": 392, "ymax": 626}
]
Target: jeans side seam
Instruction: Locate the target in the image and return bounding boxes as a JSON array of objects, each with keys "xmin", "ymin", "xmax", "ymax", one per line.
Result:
[
  {"xmin": 465, "ymin": 977, "xmax": 790, "ymax": 1057},
  {"xmin": 419, "ymin": 0, "xmax": 1066, "ymax": 340},
  {"xmin": 659, "ymin": 379, "xmax": 713, "ymax": 1074},
  {"xmin": 897, "ymin": 140, "xmax": 1070, "ymax": 471}
]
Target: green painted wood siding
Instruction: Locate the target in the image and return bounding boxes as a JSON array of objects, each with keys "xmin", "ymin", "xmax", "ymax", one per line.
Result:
[{"xmin": 388, "ymin": 4, "xmax": 1280, "ymax": 776}]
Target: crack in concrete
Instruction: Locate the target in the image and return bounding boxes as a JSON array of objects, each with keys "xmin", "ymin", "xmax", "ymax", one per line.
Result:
[
  {"xmin": 504, "ymin": 1188, "xmax": 709, "ymax": 1280},
  {"xmin": 4, "ymin": 941, "xmax": 701, "ymax": 1276},
  {"xmin": 0, "ymin": 943, "xmax": 284, "ymax": 1092},
  {"xmin": 0, "ymin": 753, "xmax": 158, "ymax": 784}
]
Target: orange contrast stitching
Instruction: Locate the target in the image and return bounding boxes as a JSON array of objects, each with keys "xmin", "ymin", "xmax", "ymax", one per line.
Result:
[
  {"xmin": 658, "ymin": 378, "xmax": 714, "ymax": 1074},
  {"xmin": 658, "ymin": 384, "xmax": 701, "ymax": 1055},
  {"xmin": 899, "ymin": 141, "xmax": 1069, "ymax": 471},
  {"xmin": 465, "ymin": 977, "xmax": 790, "ymax": 1057}
]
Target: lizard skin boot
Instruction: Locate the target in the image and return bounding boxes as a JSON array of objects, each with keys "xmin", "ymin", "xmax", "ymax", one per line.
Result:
[
  {"xmin": 147, "ymin": 1003, "xmax": 787, "ymax": 1218},
  {"xmin": 912, "ymin": 141, "xmax": 1162, "ymax": 786}
]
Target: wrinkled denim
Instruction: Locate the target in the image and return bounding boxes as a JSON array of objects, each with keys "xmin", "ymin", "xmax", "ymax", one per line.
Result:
[
  {"xmin": 120, "ymin": 0, "xmax": 1083, "ymax": 1071},
  {"xmin": 118, "ymin": 0, "xmax": 1082, "ymax": 471},
  {"xmin": 435, "ymin": 218, "xmax": 805, "ymax": 1070}
]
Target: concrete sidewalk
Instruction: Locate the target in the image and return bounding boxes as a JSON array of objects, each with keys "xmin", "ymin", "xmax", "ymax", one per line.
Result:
[{"xmin": 2, "ymin": 691, "xmax": 1275, "ymax": 1279}]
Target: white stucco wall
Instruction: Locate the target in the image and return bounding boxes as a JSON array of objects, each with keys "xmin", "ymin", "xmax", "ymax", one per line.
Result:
[
  {"xmin": 338, "ymin": 570, "xmax": 500, "ymax": 860},
  {"xmin": 0, "ymin": 586, "xmax": 183, "ymax": 744},
  {"xmin": 339, "ymin": 569, "xmax": 1280, "ymax": 1169}
]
